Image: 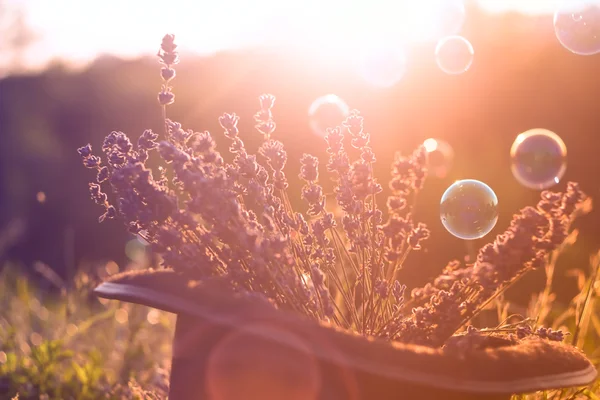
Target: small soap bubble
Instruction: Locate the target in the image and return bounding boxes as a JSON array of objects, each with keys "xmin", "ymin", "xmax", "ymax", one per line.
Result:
[
  {"xmin": 510, "ymin": 128, "xmax": 567, "ymax": 190},
  {"xmin": 308, "ymin": 95, "xmax": 350, "ymax": 137},
  {"xmin": 423, "ymin": 138, "xmax": 454, "ymax": 179},
  {"xmin": 554, "ymin": 0, "xmax": 600, "ymax": 55},
  {"xmin": 440, "ymin": 179, "xmax": 498, "ymax": 240},
  {"xmin": 435, "ymin": 35, "xmax": 474, "ymax": 75},
  {"xmin": 357, "ymin": 42, "xmax": 407, "ymax": 88}
]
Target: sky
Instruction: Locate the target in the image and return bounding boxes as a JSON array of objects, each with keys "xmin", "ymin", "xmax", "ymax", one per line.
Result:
[{"xmin": 1, "ymin": 0, "xmax": 562, "ymax": 73}]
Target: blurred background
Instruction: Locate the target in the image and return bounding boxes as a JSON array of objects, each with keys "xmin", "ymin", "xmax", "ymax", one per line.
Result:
[{"xmin": 0, "ymin": 0, "xmax": 599, "ymax": 304}]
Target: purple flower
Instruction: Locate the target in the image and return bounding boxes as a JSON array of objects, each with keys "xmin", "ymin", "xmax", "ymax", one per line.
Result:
[{"xmin": 79, "ymin": 33, "xmax": 592, "ymax": 351}]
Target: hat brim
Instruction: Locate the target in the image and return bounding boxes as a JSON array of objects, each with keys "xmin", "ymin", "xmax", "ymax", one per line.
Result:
[{"xmin": 95, "ymin": 269, "xmax": 597, "ymax": 395}]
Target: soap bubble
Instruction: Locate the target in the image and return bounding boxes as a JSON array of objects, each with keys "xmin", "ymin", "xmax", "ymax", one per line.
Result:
[
  {"xmin": 440, "ymin": 179, "xmax": 498, "ymax": 240},
  {"xmin": 423, "ymin": 138, "xmax": 454, "ymax": 178},
  {"xmin": 357, "ymin": 42, "xmax": 407, "ymax": 88},
  {"xmin": 554, "ymin": 0, "xmax": 600, "ymax": 55},
  {"xmin": 510, "ymin": 129, "xmax": 567, "ymax": 190},
  {"xmin": 435, "ymin": 35, "xmax": 474, "ymax": 75},
  {"xmin": 308, "ymin": 95, "xmax": 350, "ymax": 137}
]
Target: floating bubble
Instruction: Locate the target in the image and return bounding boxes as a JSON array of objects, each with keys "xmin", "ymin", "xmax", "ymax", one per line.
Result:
[
  {"xmin": 308, "ymin": 95, "xmax": 350, "ymax": 137},
  {"xmin": 554, "ymin": 0, "xmax": 600, "ymax": 55},
  {"xmin": 440, "ymin": 179, "xmax": 498, "ymax": 240},
  {"xmin": 357, "ymin": 42, "xmax": 407, "ymax": 88},
  {"xmin": 423, "ymin": 138, "xmax": 454, "ymax": 178},
  {"xmin": 435, "ymin": 35, "xmax": 474, "ymax": 75},
  {"xmin": 510, "ymin": 128, "xmax": 567, "ymax": 190},
  {"xmin": 36, "ymin": 191, "xmax": 46, "ymax": 203}
]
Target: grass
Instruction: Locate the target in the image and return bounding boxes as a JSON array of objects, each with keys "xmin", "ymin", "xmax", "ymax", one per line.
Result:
[
  {"xmin": 1, "ymin": 233, "xmax": 600, "ymax": 399},
  {"xmin": 0, "ymin": 253, "xmax": 174, "ymax": 399}
]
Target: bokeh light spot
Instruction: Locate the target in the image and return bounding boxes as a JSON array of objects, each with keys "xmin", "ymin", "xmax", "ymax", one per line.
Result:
[
  {"xmin": 105, "ymin": 260, "xmax": 119, "ymax": 275},
  {"xmin": 435, "ymin": 35, "xmax": 474, "ymax": 75},
  {"xmin": 125, "ymin": 238, "xmax": 148, "ymax": 262},
  {"xmin": 38, "ymin": 307, "xmax": 49, "ymax": 321},
  {"xmin": 147, "ymin": 309, "xmax": 161, "ymax": 325},
  {"xmin": 36, "ymin": 191, "xmax": 46, "ymax": 203},
  {"xmin": 115, "ymin": 308, "xmax": 129, "ymax": 324},
  {"xmin": 440, "ymin": 179, "xmax": 498, "ymax": 240},
  {"xmin": 510, "ymin": 128, "xmax": 567, "ymax": 190},
  {"xmin": 308, "ymin": 94, "xmax": 350, "ymax": 138},
  {"xmin": 66, "ymin": 323, "xmax": 79, "ymax": 336},
  {"xmin": 554, "ymin": 0, "xmax": 600, "ymax": 55},
  {"xmin": 30, "ymin": 332, "xmax": 43, "ymax": 347},
  {"xmin": 423, "ymin": 138, "xmax": 454, "ymax": 179},
  {"xmin": 19, "ymin": 342, "xmax": 31, "ymax": 354}
]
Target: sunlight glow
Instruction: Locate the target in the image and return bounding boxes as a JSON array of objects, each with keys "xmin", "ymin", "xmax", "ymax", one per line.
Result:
[
  {"xmin": 10, "ymin": 0, "xmax": 559, "ymax": 72},
  {"xmin": 476, "ymin": 0, "xmax": 561, "ymax": 14}
]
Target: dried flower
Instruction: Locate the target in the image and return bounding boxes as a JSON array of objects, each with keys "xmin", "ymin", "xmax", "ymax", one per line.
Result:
[{"xmin": 80, "ymin": 34, "xmax": 591, "ymax": 349}]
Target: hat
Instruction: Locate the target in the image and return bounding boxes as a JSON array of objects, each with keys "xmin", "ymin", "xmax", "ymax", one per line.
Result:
[{"xmin": 95, "ymin": 268, "xmax": 597, "ymax": 400}]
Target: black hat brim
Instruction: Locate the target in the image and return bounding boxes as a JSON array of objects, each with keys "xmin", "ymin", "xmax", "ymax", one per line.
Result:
[{"xmin": 95, "ymin": 268, "xmax": 597, "ymax": 395}]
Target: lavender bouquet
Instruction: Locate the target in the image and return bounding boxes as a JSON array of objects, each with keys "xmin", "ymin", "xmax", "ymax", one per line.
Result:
[{"xmin": 80, "ymin": 35, "xmax": 596, "ymax": 399}]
